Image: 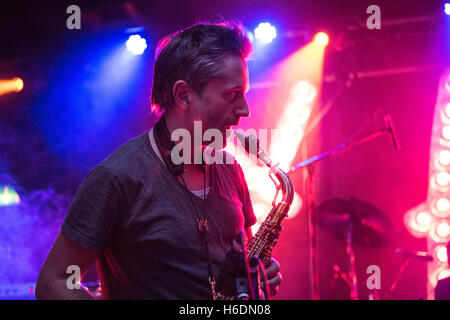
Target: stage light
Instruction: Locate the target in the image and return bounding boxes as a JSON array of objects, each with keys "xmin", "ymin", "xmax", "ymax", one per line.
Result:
[
  {"xmin": 416, "ymin": 211, "xmax": 432, "ymax": 229},
  {"xmin": 437, "ymin": 269, "xmax": 450, "ymax": 280},
  {"xmin": 445, "ymin": 2, "xmax": 450, "ymax": 16},
  {"xmin": 438, "ymin": 150, "xmax": 450, "ymax": 167},
  {"xmin": 433, "ymin": 197, "xmax": 450, "ymax": 217},
  {"xmin": 442, "ymin": 125, "xmax": 450, "ymax": 140},
  {"xmin": 14, "ymin": 77, "xmax": 23, "ymax": 92},
  {"xmin": 126, "ymin": 34, "xmax": 147, "ymax": 55},
  {"xmin": 436, "ymin": 222, "xmax": 450, "ymax": 239},
  {"xmin": 254, "ymin": 22, "xmax": 277, "ymax": 44},
  {"xmin": 436, "ymin": 245, "xmax": 448, "ymax": 263},
  {"xmin": 314, "ymin": 32, "xmax": 329, "ymax": 46},
  {"xmin": 435, "ymin": 171, "xmax": 450, "ymax": 188},
  {"xmin": 405, "ymin": 210, "xmax": 433, "ymax": 236},
  {"xmin": 0, "ymin": 185, "xmax": 20, "ymax": 206},
  {"xmin": 0, "ymin": 77, "xmax": 24, "ymax": 96}
]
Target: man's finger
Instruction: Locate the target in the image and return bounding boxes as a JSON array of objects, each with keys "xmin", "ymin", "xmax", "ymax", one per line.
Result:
[
  {"xmin": 265, "ymin": 258, "xmax": 280, "ymax": 278},
  {"xmin": 268, "ymin": 272, "xmax": 282, "ymax": 287}
]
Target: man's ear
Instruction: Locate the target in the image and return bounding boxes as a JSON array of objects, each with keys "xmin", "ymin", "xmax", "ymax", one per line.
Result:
[{"xmin": 172, "ymin": 80, "xmax": 192, "ymax": 111}]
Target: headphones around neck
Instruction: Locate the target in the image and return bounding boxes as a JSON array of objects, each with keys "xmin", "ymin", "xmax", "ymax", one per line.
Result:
[{"xmin": 153, "ymin": 115, "xmax": 185, "ymax": 177}]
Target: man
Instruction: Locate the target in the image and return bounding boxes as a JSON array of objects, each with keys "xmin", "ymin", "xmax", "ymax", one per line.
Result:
[{"xmin": 35, "ymin": 21, "xmax": 282, "ymax": 299}]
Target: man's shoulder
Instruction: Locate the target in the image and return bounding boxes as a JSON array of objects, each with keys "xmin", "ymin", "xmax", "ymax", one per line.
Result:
[{"xmin": 99, "ymin": 130, "xmax": 152, "ymax": 174}]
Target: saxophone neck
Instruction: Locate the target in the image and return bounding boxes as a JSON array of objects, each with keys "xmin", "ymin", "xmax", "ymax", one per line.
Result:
[{"xmin": 233, "ymin": 130, "xmax": 294, "ymax": 205}]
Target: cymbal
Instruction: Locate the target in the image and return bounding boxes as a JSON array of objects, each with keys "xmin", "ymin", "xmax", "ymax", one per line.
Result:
[{"xmin": 315, "ymin": 197, "xmax": 395, "ymax": 247}]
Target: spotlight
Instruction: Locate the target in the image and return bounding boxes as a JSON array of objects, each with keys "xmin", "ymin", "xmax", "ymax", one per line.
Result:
[
  {"xmin": 445, "ymin": 2, "xmax": 450, "ymax": 16},
  {"xmin": 0, "ymin": 77, "xmax": 24, "ymax": 96},
  {"xmin": 14, "ymin": 77, "xmax": 23, "ymax": 92},
  {"xmin": 0, "ymin": 185, "xmax": 20, "ymax": 206},
  {"xmin": 314, "ymin": 32, "xmax": 329, "ymax": 46},
  {"xmin": 254, "ymin": 22, "xmax": 277, "ymax": 44},
  {"xmin": 126, "ymin": 34, "xmax": 147, "ymax": 55}
]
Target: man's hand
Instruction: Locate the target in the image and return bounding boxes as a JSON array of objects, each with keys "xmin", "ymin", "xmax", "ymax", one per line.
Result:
[{"xmin": 264, "ymin": 257, "xmax": 282, "ymax": 297}]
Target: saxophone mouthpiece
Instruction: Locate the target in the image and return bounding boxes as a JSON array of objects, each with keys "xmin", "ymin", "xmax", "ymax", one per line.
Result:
[{"xmin": 232, "ymin": 130, "xmax": 260, "ymax": 158}]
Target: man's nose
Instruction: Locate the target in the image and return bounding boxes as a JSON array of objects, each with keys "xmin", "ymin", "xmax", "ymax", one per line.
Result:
[{"xmin": 236, "ymin": 98, "xmax": 250, "ymax": 118}]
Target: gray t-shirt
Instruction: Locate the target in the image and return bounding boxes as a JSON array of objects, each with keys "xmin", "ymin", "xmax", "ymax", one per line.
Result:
[{"xmin": 61, "ymin": 130, "xmax": 256, "ymax": 299}]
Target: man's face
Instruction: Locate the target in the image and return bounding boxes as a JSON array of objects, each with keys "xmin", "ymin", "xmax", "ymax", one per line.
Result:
[{"xmin": 192, "ymin": 54, "xmax": 250, "ymax": 149}]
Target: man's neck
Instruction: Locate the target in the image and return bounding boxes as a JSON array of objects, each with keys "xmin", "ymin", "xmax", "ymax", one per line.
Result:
[{"xmin": 149, "ymin": 129, "xmax": 210, "ymax": 189}]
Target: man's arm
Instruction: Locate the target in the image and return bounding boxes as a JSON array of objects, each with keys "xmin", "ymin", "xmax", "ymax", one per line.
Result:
[{"xmin": 35, "ymin": 232, "xmax": 99, "ymax": 300}]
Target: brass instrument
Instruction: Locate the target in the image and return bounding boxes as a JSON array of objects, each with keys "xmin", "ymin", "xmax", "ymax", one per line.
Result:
[
  {"xmin": 233, "ymin": 131, "xmax": 294, "ymax": 264},
  {"xmin": 214, "ymin": 131, "xmax": 294, "ymax": 299}
]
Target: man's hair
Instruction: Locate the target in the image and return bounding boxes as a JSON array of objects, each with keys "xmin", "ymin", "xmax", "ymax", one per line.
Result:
[{"xmin": 151, "ymin": 21, "xmax": 252, "ymax": 112}]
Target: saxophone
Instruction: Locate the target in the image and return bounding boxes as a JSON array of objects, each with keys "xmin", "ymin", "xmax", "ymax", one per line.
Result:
[
  {"xmin": 213, "ymin": 131, "xmax": 294, "ymax": 300},
  {"xmin": 233, "ymin": 130, "xmax": 294, "ymax": 264}
]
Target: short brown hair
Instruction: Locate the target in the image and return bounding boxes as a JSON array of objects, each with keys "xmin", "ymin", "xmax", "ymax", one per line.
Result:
[{"xmin": 151, "ymin": 21, "xmax": 252, "ymax": 112}]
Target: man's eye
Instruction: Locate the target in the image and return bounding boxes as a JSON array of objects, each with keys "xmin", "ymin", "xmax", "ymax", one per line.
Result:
[{"xmin": 228, "ymin": 91, "xmax": 240, "ymax": 100}]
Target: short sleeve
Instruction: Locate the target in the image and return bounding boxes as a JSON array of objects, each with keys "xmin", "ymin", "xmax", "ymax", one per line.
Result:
[
  {"xmin": 61, "ymin": 165, "xmax": 124, "ymax": 253},
  {"xmin": 234, "ymin": 163, "xmax": 257, "ymax": 229}
]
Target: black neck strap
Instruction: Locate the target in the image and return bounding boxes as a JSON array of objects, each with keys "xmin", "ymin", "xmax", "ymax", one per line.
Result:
[{"xmin": 153, "ymin": 115, "xmax": 185, "ymax": 177}]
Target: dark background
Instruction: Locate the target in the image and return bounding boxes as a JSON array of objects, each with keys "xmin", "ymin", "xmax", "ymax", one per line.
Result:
[{"xmin": 0, "ymin": 0, "xmax": 448, "ymax": 299}]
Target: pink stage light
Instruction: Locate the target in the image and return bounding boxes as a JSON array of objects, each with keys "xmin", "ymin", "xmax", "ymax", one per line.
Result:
[
  {"xmin": 435, "ymin": 245, "xmax": 448, "ymax": 263},
  {"xmin": 437, "ymin": 269, "xmax": 450, "ymax": 281},
  {"xmin": 410, "ymin": 211, "xmax": 433, "ymax": 234},
  {"xmin": 438, "ymin": 150, "xmax": 450, "ymax": 167},
  {"xmin": 434, "ymin": 171, "xmax": 450, "ymax": 188},
  {"xmin": 442, "ymin": 125, "xmax": 450, "ymax": 140},
  {"xmin": 433, "ymin": 197, "xmax": 450, "ymax": 217},
  {"xmin": 445, "ymin": 103, "xmax": 450, "ymax": 118},
  {"xmin": 436, "ymin": 222, "xmax": 450, "ymax": 239}
]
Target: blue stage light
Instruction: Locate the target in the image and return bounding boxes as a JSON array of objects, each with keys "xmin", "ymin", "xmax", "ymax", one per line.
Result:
[
  {"xmin": 254, "ymin": 22, "xmax": 277, "ymax": 44},
  {"xmin": 126, "ymin": 34, "xmax": 147, "ymax": 55},
  {"xmin": 445, "ymin": 2, "xmax": 450, "ymax": 16}
]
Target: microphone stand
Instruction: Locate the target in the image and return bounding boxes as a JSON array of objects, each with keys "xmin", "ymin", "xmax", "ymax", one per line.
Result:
[
  {"xmin": 384, "ymin": 256, "xmax": 411, "ymax": 300},
  {"xmin": 290, "ymin": 112, "xmax": 395, "ymax": 300}
]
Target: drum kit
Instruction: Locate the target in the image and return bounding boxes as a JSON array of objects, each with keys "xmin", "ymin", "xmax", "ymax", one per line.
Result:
[{"xmin": 316, "ymin": 197, "xmax": 395, "ymax": 300}]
